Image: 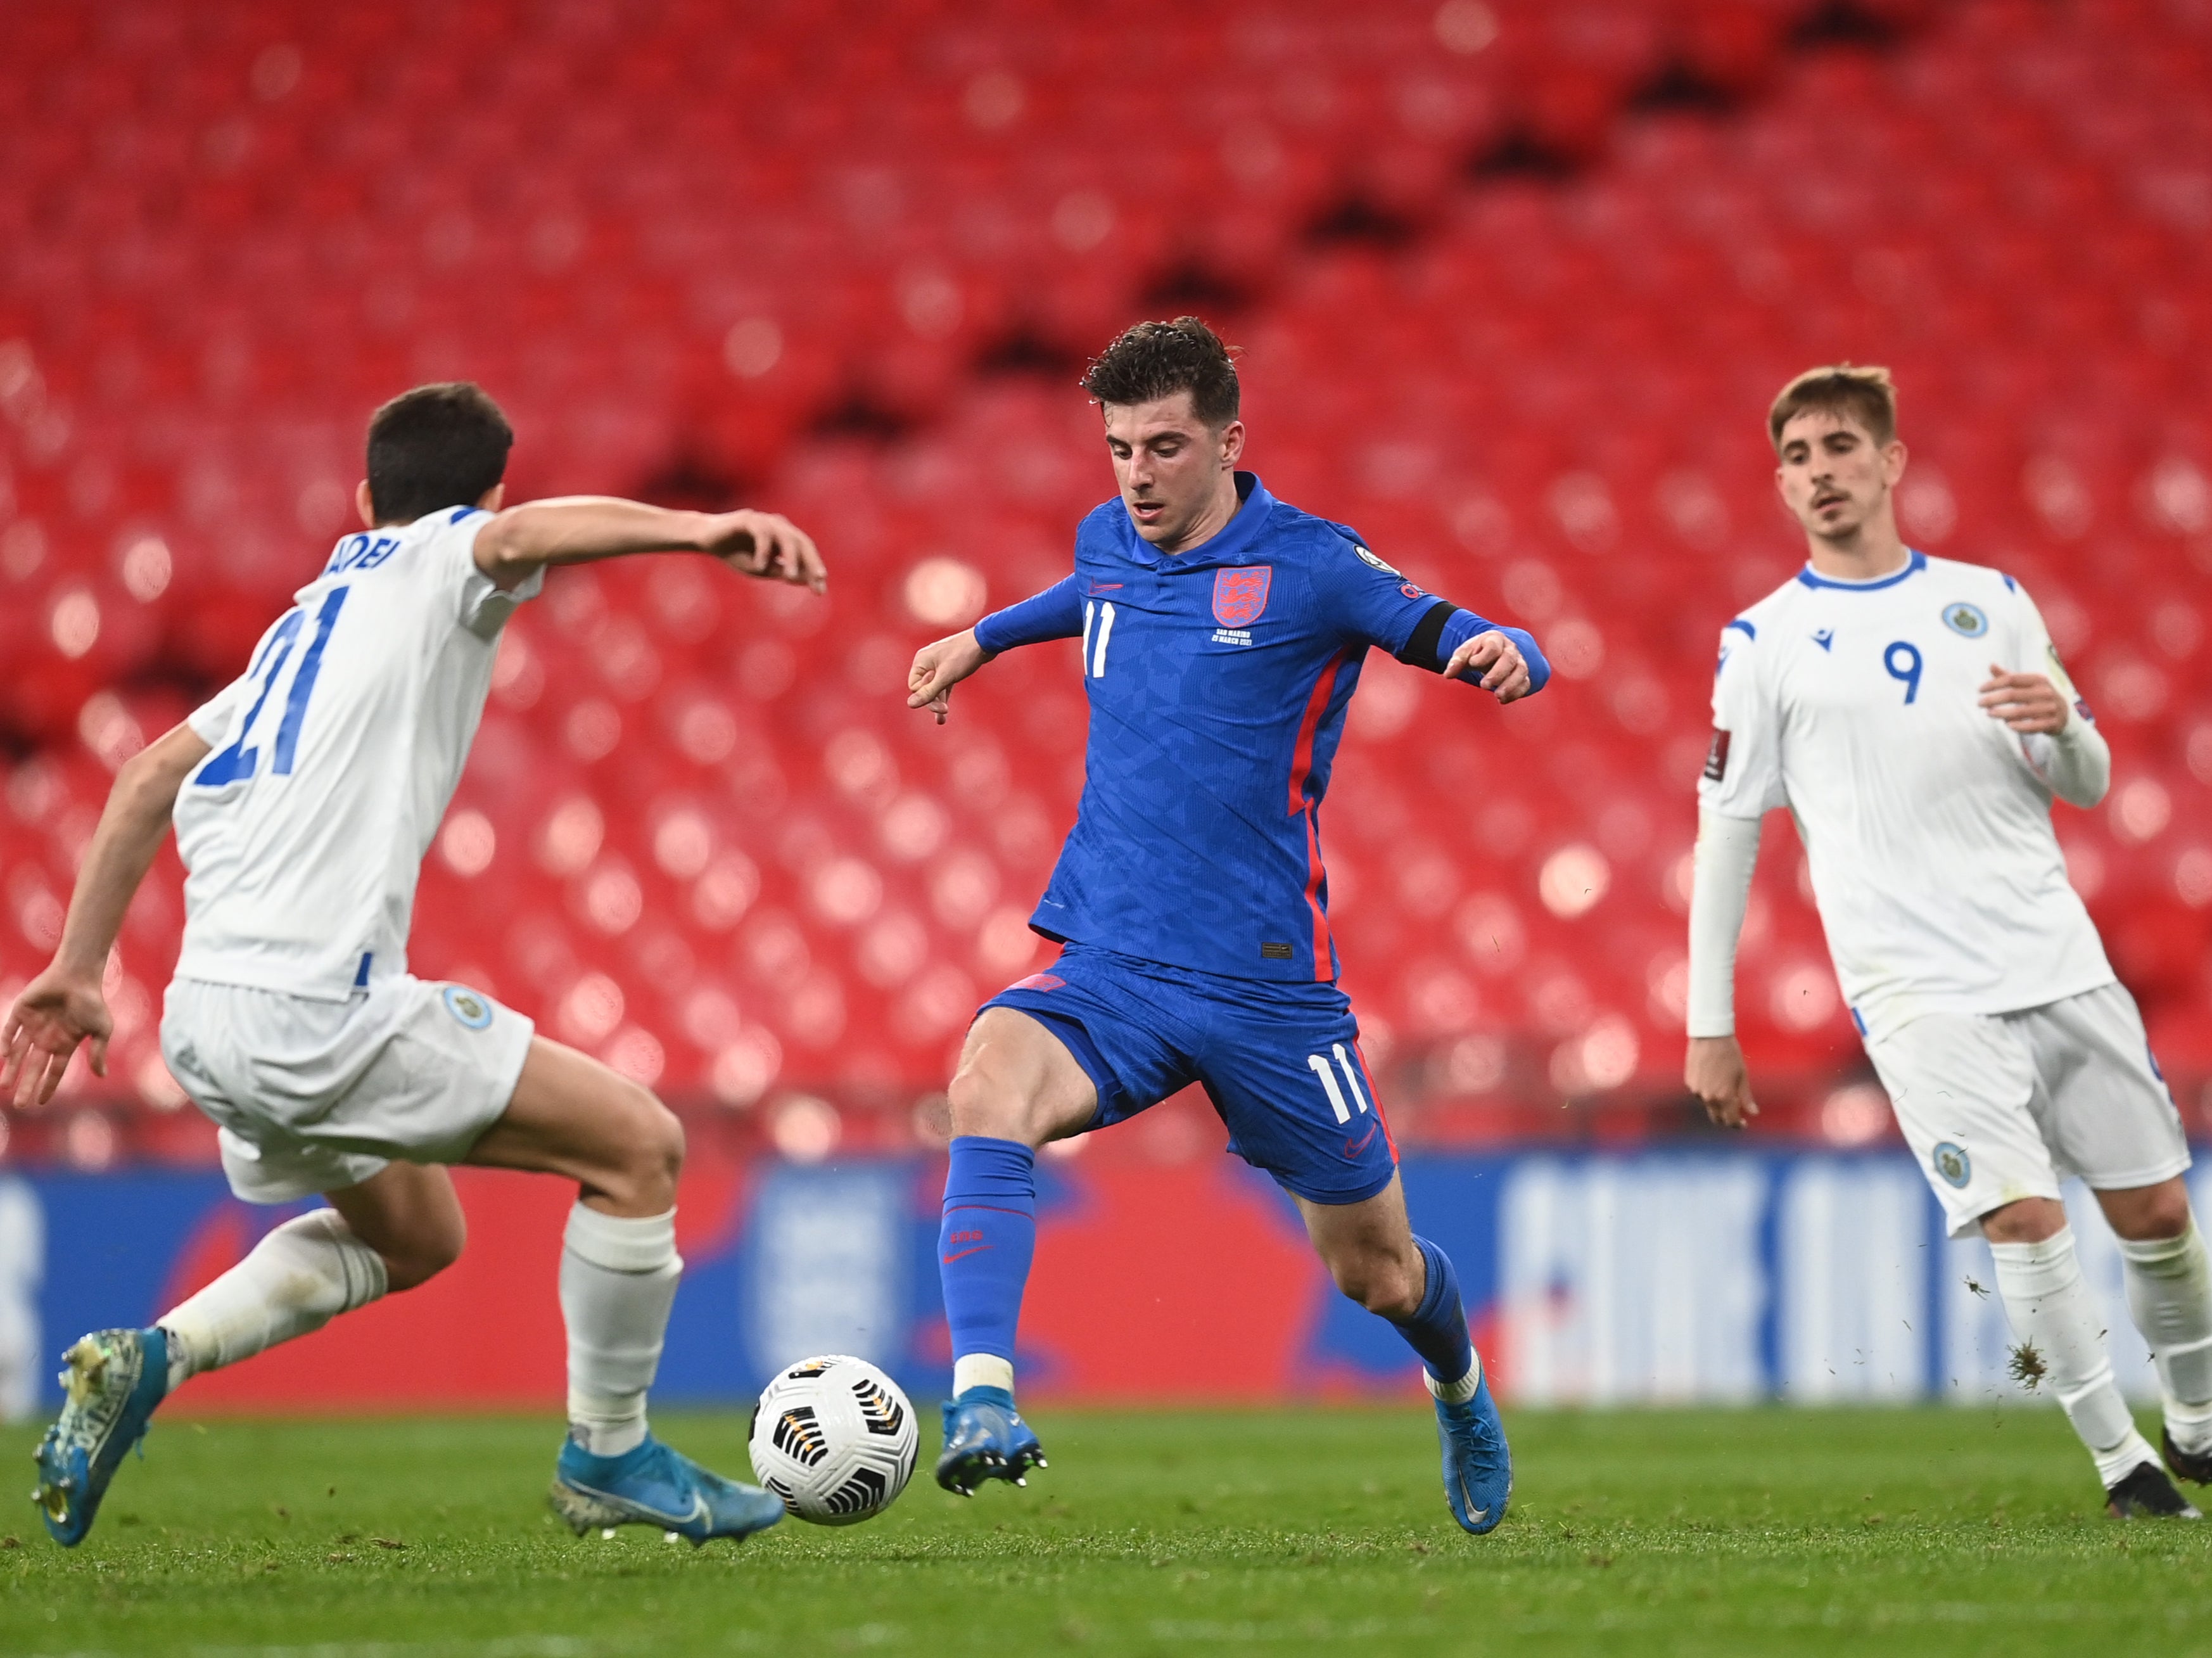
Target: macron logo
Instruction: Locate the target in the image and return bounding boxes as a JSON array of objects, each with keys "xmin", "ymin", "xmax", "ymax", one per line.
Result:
[{"xmin": 1812, "ymin": 628, "xmax": 1834, "ymax": 651}]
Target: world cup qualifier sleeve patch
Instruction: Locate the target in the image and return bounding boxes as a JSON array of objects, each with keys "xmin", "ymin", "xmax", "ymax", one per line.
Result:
[{"xmin": 1703, "ymin": 729, "xmax": 1732, "ymax": 781}]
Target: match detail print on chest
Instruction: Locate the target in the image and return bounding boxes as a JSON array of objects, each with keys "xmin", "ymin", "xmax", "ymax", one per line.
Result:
[{"xmin": 1209, "ymin": 564, "xmax": 1271, "ymax": 649}]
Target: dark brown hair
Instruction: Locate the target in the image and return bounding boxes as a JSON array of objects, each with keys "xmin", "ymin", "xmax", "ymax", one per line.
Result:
[
  {"xmin": 1768, "ymin": 363, "xmax": 1898, "ymax": 452},
  {"xmin": 366, "ymin": 381, "xmax": 513, "ymax": 523},
  {"xmin": 1081, "ymin": 317, "xmax": 1240, "ymax": 428}
]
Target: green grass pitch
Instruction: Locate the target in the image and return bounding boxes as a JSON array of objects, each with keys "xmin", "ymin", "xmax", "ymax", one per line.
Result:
[{"xmin": 6, "ymin": 1405, "xmax": 2212, "ymax": 1655}]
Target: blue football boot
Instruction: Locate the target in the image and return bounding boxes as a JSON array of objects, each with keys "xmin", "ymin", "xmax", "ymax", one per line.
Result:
[
  {"xmin": 32, "ymin": 1327, "xmax": 170, "ymax": 1547},
  {"xmin": 550, "ymin": 1434, "xmax": 785, "ymax": 1546},
  {"xmin": 1432, "ymin": 1367, "xmax": 1511, "ymax": 1534},
  {"xmin": 935, "ymin": 1386, "xmax": 1046, "ymax": 1496}
]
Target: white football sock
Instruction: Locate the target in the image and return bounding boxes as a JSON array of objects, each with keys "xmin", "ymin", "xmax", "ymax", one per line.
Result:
[
  {"xmin": 158, "ymin": 1208, "xmax": 388, "ymax": 1391},
  {"xmin": 1988, "ymin": 1227, "xmax": 2157, "ymax": 1488},
  {"xmin": 2116, "ymin": 1220, "xmax": 2212, "ymax": 1453},
  {"xmin": 953, "ymin": 1355, "xmax": 1015, "ymax": 1398},
  {"xmin": 561, "ymin": 1204, "xmax": 680, "ymax": 1458},
  {"xmin": 1423, "ymin": 1348, "xmax": 1484, "ymax": 1406}
]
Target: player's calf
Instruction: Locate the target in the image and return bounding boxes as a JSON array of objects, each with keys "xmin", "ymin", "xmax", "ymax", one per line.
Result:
[
  {"xmin": 932, "ymin": 1010, "xmax": 1094, "ymax": 1491},
  {"xmin": 1987, "ymin": 1223, "xmax": 2168, "ymax": 1502},
  {"xmin": 2107, "ymin": 1203, "xmax": 2212, "ymax": 1479}
]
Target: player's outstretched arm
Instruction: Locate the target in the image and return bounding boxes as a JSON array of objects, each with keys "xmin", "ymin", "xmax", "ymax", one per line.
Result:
[
  {"xmin": 1682, "ymin": 807, "xmax": 1764, "ymax": 1130},
  {"xmin": 907, "ymin": 576, "xmax": 1084, "ymax": 726},
  {"xmin": 472, "ymin": 497, "xmax": 826, "ymax": 595},
  {"xmin": 2, "ymin": 722, "xmax": 209, "ymax": 1107}
]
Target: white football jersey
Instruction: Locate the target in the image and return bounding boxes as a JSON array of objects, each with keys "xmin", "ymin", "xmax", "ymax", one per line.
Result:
[
  {"xmin": 174, "ymin": 507, "xmax": 541, "ymax": 1000},
  {"xmin": 1699, "ymin": 549, "xmax": 2113, "ymax": 1038}
]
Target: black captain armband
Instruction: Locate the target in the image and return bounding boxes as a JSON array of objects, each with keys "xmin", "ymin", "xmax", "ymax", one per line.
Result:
[{"xmin": 1395, "ymin": 601, "xmax": 1457, "ymax": 673}]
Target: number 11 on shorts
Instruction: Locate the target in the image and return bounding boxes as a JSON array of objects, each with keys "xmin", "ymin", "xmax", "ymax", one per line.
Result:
[{"xmin": 1307, "ymin": 1045, "xmax": 1370, "ymax": 1124}]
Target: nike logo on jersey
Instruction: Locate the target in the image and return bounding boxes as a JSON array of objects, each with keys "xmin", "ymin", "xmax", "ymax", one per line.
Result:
[
  {"xmin": 1812, "ymin": 628, "xmax": 1834, "ymax": 651},
  {"xmin": 1342, "ymin": 1124, "xmax": 1379, "ymax": 1159},
  {"xmin": 941, "ymin": 1246, "xmax": 995, "ymax": 1264}
]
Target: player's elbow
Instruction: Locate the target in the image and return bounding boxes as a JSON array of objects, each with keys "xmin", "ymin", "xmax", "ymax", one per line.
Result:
[
  {"xmin": 2066, "ymin": 775, "xmax": 2110, "ymax": 811},
  {"xmin": 2054, "ymin": 750, "xmax": 2111, "ymax": 810},
  {"xmin": 115, "ymin": 726, "xmax": 203, "ymax": 815}
]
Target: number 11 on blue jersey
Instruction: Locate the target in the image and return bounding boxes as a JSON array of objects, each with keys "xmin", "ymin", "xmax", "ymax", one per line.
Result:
[{"xmin": 1083, "ymin": 600, "xmax": 1116, "ymax": 678}]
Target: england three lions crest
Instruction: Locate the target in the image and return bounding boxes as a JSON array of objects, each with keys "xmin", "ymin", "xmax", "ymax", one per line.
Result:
[{"xmin": 1212, "ymin": 565, "xmax": 1272, "ymax": 627}]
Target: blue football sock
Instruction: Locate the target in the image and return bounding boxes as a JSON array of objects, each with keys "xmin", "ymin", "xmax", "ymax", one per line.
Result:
[
  {"xmin": 1390, "ymin": 1236, "xmax": 1475, "ymax": 1388},
  {"xmin": 939, "ymin": 1136, "xmax": 1038, "ymax": 1387}
]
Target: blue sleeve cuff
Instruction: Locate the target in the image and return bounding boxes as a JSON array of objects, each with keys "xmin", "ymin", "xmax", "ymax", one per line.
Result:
[
  {"xmin": 974, "ymin": 576, "xmax": 1084, "ymax": 654},
  {"xmin": 1439, "ymin": 609, "xmax": 1551, "ymax": 695}
]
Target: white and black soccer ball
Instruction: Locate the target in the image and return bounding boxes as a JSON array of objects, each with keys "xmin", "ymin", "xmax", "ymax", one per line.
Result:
[{"xmin": 748, "ymin": 1355, "xmax": 918, "ymax": 1526}]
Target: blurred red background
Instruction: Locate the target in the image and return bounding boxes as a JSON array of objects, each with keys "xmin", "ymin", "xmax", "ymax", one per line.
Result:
[{"xmin": 3, "ymin": 0, "xmax": 2208, "ymax": 1175}]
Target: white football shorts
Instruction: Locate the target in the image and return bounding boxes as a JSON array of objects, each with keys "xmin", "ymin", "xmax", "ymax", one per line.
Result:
[
  {"xmin": 160, "ymin": 974, "xmax": 535, "ymax": 1204},
  {"xmin": 1864, "ymin": 980, "xmax": 2187, "ymax": 1237}
]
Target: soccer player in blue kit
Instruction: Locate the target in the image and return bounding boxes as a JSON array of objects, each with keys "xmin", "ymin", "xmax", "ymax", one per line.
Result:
[{"xmin": 905, "ymin": 318, "xmax": 1549, "ymax": 1533}]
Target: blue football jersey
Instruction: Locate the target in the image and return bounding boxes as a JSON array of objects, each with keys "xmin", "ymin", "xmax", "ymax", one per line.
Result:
[{"xmin": 990, "ymin": 472, "xmax": 1538, "ymax": 983}]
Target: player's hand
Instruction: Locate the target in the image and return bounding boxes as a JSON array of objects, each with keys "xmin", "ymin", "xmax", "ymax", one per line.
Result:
[
  {"xmin": 699, "ymin": 511, "xmax": 827, "ymax": 595},
  {"xmin": 907, "ymin": 630, "xmax": 994, "ymax": 726},
  {"xmin": 1684, "ymin": 1035, "xmax": 1758, "ymax": 1130},
  {"xmin": 1442, "ymin": 630, "xmax": 1532, "ymax": 703},
  {"xmin": 1, "ymin": 966, "xmax": 113, "ymax": 1109},
  {"xmin": 1978, "ymin": 665, "xmax": 2068, "ymax": 734}
]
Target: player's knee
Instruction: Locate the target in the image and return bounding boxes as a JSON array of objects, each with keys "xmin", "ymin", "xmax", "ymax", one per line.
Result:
[
  {"xmin": 606, "ymin": 1085, "xmax": 684, "ymax": 1212},
  {"xmin": 946, "ymin": 1061, "xmax": 1038, "ymax": 1145},
  {"xmin": 1980, "ymin": 1196, "xmax": 2066, "ymax": 1245},
  {"xmin": 1326, "ymin": 1248, "xmax": 1421, "ymax": 1320},
  {"xmin": 2113, "ymin": 1183, "xmax": 2194, "ymax": 1242},
  {"xmin": 383, "ymin": 1215, "xmax": 466, "ymax": 1294}
]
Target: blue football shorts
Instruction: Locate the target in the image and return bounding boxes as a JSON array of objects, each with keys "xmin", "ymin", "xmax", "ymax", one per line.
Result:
[{"xmin": 979, "ymin": 941, "xmax": 1398, "ymax": 1206}]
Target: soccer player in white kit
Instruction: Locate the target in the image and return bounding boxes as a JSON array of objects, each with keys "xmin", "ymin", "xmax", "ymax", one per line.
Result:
[
  {"xmin": 1684, "ymin": 365, "xmax": 2212, "ymax": 1519},
  {"xmin": 4, "ymin": 383, "xmax": 827, "ymax": 1547}
]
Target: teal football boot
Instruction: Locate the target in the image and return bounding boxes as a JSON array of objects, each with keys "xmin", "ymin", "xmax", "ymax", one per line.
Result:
[
  {"xmin": 32, "ymin": 1327, "xmax": 170, "ymax": 1547},
  {"xmin": 935, "ymin": 1386, "xmax": 1046, "ymax": 1495},
  {"xmin": 550, "ymin": 1434, "xmax": 785, "ymax": 1546},
  {"xmin": 1432, "ymin": 1368, "xmax": 1511, "ymax": 1535}
]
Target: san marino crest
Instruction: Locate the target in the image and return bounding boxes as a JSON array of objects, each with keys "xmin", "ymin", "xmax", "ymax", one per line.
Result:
[
  {"xmin": 443, "ymin": 984, "xmax": 494, "ymax": 1030},
  {"xmin": 1931, "ymin": 1140, "xmax": 1972, "ymax": 1189},
  {"xmin": 1212, "ymin": 564, "xmax": 1272, "ymax": 627},
  {"xmin": 1942, "ymin": 601, "xmax": 1988, "ymax": 638}
]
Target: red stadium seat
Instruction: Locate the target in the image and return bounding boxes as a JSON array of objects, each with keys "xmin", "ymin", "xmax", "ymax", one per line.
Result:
[{"xmin": 1, "ymin": 0, "xmax": 2206, "ymax": 1150}]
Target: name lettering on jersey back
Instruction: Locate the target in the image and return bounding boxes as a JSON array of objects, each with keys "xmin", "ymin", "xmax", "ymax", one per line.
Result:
[{"xmin": 325, "ymin": 533, "xmax": 401, "ymax": 575}]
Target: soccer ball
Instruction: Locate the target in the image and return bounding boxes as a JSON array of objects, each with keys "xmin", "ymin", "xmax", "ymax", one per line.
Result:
[{"xmin": 748, "ymin": 1355, "xmax": 918, "ymax": 1525}]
